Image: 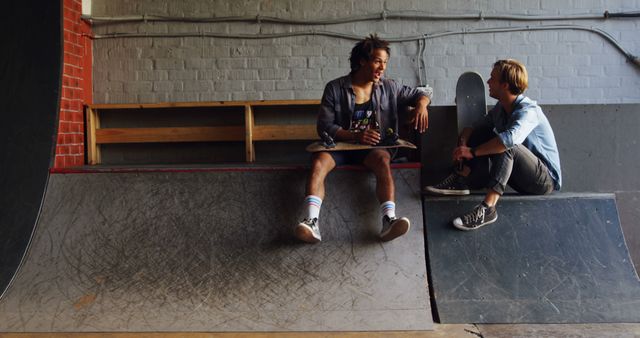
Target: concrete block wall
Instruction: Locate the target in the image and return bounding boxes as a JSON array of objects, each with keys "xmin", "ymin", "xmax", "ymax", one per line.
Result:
[{"xmin": 91, "ymin": 0, "xmax": 639, "ymax": 106}]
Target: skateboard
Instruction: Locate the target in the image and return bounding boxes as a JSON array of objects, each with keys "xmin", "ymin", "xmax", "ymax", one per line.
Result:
[
  {"xmin": 456, "ymin": 72, "xmax": 487, "ymax": 134},
  {"xmin": 455, "ymin": 72, "xmax": 487, "ymax": 170},
  {"xmin": 306, "ymin": 131, "xmax": 417, "ymax": 153}
]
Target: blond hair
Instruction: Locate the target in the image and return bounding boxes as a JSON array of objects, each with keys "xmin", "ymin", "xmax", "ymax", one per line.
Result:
[{"xmin": 493, "ymin": 59, "xmax": 528, "ymax": 95}]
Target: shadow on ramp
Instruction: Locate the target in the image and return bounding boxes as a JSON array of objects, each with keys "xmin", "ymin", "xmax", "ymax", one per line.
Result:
[
  {"xmin": 0, "ymin": 169, "xmax": 432, "ymax": 332},
  {"xmin": 424, "ymin": 193, "xmax": 640, "ymax": 323}
]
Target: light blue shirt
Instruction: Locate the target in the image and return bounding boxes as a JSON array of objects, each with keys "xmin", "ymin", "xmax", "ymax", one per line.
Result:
[{"xmin": 476, "ymin": 95, "xmax": 562, "ymax": 190}]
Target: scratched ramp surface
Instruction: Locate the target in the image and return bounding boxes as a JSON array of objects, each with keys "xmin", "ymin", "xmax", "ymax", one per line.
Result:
[
  {"xmin": 0, "ymin": 169, "xmax": 431, "ymax": 332},
  {"xmin": 424, "ymin": 193, "xmax": 640, "ymax": 323}
]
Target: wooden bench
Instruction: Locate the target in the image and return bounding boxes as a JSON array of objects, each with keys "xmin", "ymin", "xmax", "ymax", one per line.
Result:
[{"xmin": 85, "ymin": 100, "xmax": 320, "ymax": 164}]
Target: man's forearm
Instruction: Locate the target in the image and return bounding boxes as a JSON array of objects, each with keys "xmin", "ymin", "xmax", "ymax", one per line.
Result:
[{"xmin": 473, "ymin": 137, "xmax": 507, "ymax": 157}]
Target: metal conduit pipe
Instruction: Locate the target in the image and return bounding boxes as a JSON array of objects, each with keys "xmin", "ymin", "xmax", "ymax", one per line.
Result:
[
  {"xmin": 82, "ymin": 10, "xmax": 640, "ymax": 25},
  {"xmin": 92, "ymin": 24, "xmax": 640, "ymax": 71}
]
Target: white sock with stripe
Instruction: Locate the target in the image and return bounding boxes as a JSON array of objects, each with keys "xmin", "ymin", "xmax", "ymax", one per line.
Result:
[
  {"xmin": 305, "ymin": 195, "xmax": 322, "ymax": 220},
  {"xmin": 380, "ymin": 201, "xmax": 396, "ymax": 219}
]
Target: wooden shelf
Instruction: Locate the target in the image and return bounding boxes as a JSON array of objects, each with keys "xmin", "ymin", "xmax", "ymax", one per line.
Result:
[{"xmin": 85, "ymin": 100, "xmax": 320, "ymax": 164}]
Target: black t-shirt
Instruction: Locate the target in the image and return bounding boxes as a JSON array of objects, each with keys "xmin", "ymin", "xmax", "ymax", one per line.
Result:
[{"xmin": 349, "ymin": 100, "xmax": 379, "ymax": 132}]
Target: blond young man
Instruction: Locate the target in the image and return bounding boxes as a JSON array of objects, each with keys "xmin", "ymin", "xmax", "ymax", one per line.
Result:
[{"xmin": 425, "ymin": 59, "xmax": 561, "ymax": 230}]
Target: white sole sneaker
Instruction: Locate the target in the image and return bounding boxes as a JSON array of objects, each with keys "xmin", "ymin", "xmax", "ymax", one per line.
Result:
[
  {"xmin": 380, "ymin": 217, "xmax": 410, "ymax": 242},
  {"xmin": 294, "ymin": 223, "xmax": 321, "ymax": 243},
  {"xmin": 452, "ymin": 214, "xmax": 498, "ymax": 231},
  {"xmin": 424, "ymin": 186, "xmax": 470, "ymax": 196}
]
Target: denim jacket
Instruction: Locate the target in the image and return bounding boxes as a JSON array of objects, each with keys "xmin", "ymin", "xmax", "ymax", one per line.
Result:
[{"xmin": 317, "ymin": 75, "xmax": 433, "ymax": 142}]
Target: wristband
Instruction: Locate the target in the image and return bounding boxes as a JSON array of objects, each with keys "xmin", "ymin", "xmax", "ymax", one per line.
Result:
[{"xmin": 470, "ymin": 147, "xmax": 477, "ymax": 158}]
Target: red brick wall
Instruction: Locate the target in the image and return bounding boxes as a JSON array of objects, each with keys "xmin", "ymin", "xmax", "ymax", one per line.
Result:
[{"xmin": 55, "ymin": 0, "xmax": 92, "ymax": 168}]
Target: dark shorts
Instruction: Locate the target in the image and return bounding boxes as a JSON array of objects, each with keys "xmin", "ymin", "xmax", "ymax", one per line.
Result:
[{"xmin": 319, "ymin": 149, "xmax": 394, "ymax": 166}]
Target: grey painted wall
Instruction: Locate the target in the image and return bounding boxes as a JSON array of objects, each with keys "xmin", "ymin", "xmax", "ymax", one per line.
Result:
[
  {"xmin": 90, "ymin": 0, "xmax": 640, "ymax": 105},
  {"xmin": 421, "ymin": 104, "xmax": 640, "ymax": 193}
]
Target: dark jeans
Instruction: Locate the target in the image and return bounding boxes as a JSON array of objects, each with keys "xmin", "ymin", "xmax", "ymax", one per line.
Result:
[{"xmin": 465, "ymin": 127, "xmax": 555, "ymax": 195}]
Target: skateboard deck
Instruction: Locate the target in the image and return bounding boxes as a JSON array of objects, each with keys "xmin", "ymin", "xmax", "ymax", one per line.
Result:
[
  {"xmin": 306, "ymin": 139, "xmax": 417, "ymax": 152},
  {"xmin": 456, "ymin": 72, "xmax": 487, "ymax": 133}
]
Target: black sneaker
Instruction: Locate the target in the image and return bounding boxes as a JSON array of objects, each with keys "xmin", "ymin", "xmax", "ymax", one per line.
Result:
[
  {"xmin": 295, "ymin": 218, "xmax": 321, "ymax": 243},
  {"xmin": 452, "ymin": 202, "xmax": 498, "ymax": 231},
  {"xmin": 424, "ymin": 173, "xmax": 470, "ymax": 195},
  {"xmin": 380, "ymin": 216, "xmax": 410, "ymax": 242}
]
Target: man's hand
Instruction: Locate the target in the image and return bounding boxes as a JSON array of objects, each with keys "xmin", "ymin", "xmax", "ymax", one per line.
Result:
[
  {"xmin": 453, "ymin": 146, "xmax": 474, "ymax": 162},
  {"xmin": 409, "ymin": 96, "xmax": 430, "ymax": 133},
  {"xmin": 356, "ymin": 129, "xmax": 381, "ymax": 145}
]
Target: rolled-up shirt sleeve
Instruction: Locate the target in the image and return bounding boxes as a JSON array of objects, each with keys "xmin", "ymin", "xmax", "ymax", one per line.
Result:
[
  {"xmin": 317, "ymin": 83, "xmax": 341, "ymax": 138},
  {"xmin": 396, "ymin": 83, "xmax": 433, "ymax": 106},
  {"xmin": 497, "ymin": 109, "xmax": 540, "ymax": 149}
]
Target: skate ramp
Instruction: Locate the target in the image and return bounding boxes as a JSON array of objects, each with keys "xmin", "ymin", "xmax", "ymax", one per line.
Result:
[
  {"xmin": 0, "ymin": 168, "xmax": 432, "ymax": 332},
  {"xmin": 0, "ymin": 0, "xmax": 61, "ymax": 298},
  {"xmin": 424, "ymin": 193, "xmax": 640, "ymax": 323}
]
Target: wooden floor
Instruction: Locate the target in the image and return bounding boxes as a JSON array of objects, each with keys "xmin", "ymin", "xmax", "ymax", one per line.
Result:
[{"xmin": 3, "ymin": 324, "xmax": 640, "ymax": 338}]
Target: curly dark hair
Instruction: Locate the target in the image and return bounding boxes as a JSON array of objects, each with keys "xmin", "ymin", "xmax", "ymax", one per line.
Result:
[{"xmin": 349, "ymin": 34, "xmax": 390, "ymax": 74}]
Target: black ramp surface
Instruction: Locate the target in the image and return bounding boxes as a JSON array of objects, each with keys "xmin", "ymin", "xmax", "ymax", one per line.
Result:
[
  {"xmin": 0, "ymin": 1, "xmax": 61, "ymax": 297},
  {"xmin": 0, "ymin": 169, "xmax": 432, "ymax": 332},
  {"xmin": 424, "ymin": 194, "xmax": 640, "ymax": 323}
]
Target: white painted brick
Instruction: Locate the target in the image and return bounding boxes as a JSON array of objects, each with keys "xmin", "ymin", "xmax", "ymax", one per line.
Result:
[
  {"xmin": 305, "ymin": 80, "xmax": 326, "ymax": 90},
  {"xmin": 559, "ymin": 77, "xmax": 591, "ymax": 88},
  {"xmin": 247, "ymin": 58, "xmax": 278, "ymax": 69},
  {"xmin": 592, "ymin": 76, "xmax": 622, "ymax": 88},
  {"xmin": 260, "ymin": 45, "xmax": 293, "ymax": 57},
  {"xmin": 171, "ymin": 92, "xmax": 200, "ymax": 102},
  {"xmin": 124, "ymin": 81, "xmax": 153, "ymax": 93},
  {"xmin": 232, "ymin": 91, "xmax": 263, "ymax": 101},
  {"xmin": 168, "ymin": 70, "xmax": 197, "ymax": 80},
  {"xmin": 135, "ymin": 70, "xmax": 168, "ymax": 81},
  {"xmin": 138, "ymin": 92, "xmax": 170, "ymax": 104},
  {"xmin": 107, "ymin": 69, "xmax": 136, "ymax": 82},
  {"xmin": 571, "ymin": 88, "xmax": 605, "ymax": 101},
  {"xmin": 185, "ymin": 58, "xmax": 215, "ymax": 70},
  {"xmin": 244, "ymin": 80, "xmax": 275, "ymax": 92},
  {"xmin": 263, "ymin": 91, "xmax": 295, "ymax": 100},
  {"xmin": 542, "ymin": 66, "xmax": 576, "ymax": 77},
  {"xmin": 197, "ymin": 70, "xmax": 225, "ymax": 81},
  {"xmin": 216, "ymin": 58, "xmax": 247, "ymax": 69},
  {"xmin": 183, "ymin": 80, "xmax": 212, "ymax": 92},
  {"xmin": 308, "ymin": 57, "xmax": 340, "ymax": 69},
  {"xmin": 214, "ymin": 80, "xmax": 243, "ymax": 92},
  {"xmin": 227, "ymin": 69, "xmax": 259, "ymax": 81},
  {"xmin": 199, "ymin": 91, "xmax": 231, "ymax": 101},
  {"xmin": 151, "ymin": 37, "xmax": 182, "ymax": 48},
  {"xmin": 277, "ymin": 57, "xmax": 308, "ymax": 69},
  {"xmin": 295, "ymin": 91, "xmax": 324, "ymax": 100},
  {"xmin": 321, "ymin": 68, "xmax": 347, "ymax": 81},
  {"xmin": 275, "ymin": 81, "xmax": 295, "ymax": 91},
  {"xmin": 203, "ymin": 46, "xmax": 231, "ymax": 58},
  {"xmin": 155, "ymin": 58, "xmax": 185, "ymax": 70},
  {"xmin": 94, "ymin": 81, "xmax": 124, "ymax": 93},
  {"xmin": 540, "ymin": 87, "xmax": 571, "ymax": 101},
  {"xmin": 578, "ymin": 66, "xmax": 605, "ymax": 77},
  {"xmin": 105, "ymin": 92, "xmax": 138, "ymax": 104},
  {"xmin": 292, "ymin": 46, "xmax": 324, "ymax": 57},
  {"xmin": 92, "ymin": 0, "xmax": 640, "ymax": 105},
  {"xmin": 123, "ymin": 38, "xmax": 153, "ymax": 48},
  {"xmin": 259, "ymin": 68, "xmax": 290, "ymax": 80},
  {"xmin": 153, "ymin": 81, "xmax": 176, "ymax": 92},
  {"xmin": 526, "ymin": 55, "xmax": 558, "ymax": 67}
]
